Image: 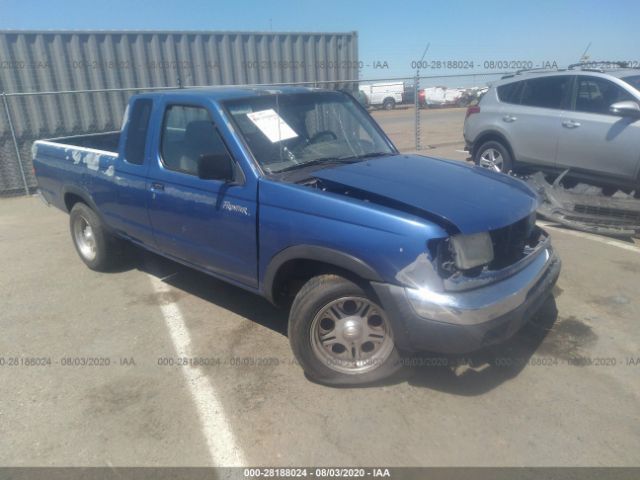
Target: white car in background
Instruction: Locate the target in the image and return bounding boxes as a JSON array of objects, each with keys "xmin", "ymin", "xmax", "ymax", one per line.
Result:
[
  {"xmin": 419, "ymin": 86, "xmax": 488, "ymax": 108},
  {"xmin": 359, "ymin": 82, "xmax": 404, "ymax": 110}
]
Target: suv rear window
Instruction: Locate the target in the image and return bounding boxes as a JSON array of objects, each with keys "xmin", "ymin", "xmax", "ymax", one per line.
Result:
[
  {"xmin": 519, "ymin": 76, "xmax": 572, "ymax": 109},
  {"xmin": 497, "ymin": 81, "xmax": 523, "ymax": 104}
]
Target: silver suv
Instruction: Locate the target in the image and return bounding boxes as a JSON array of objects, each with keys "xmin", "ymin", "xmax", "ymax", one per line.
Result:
[{"xmin": 464, "ymin": 64, "xmax": 640, "ymax": 189}]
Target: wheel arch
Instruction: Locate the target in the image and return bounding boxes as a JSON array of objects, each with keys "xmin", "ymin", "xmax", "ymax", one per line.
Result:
[
  {"xmin": 263, "ymin": 245, "xmax": 384, "ymax": 306},
  {"xmin": 472, "ymin": 130, "xmax": 515, "ymax": 162},
  {"xmin": 62, "ymin": 185, "xmax": 97, "ymax": 213},
  {"xmin": 61, "ymin": 185, "xmax": 114, "ymax": 233}
]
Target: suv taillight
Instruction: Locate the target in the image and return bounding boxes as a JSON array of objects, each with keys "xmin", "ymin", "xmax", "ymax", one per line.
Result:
[{"xmin": 465, "ymin": 105, "xmax": 480, "ymax": 119}]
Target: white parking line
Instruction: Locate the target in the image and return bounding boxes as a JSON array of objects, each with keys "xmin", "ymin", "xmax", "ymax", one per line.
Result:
[
  {"xmin": 148, "ymin": 274, "xmax": 246, "ymax": 466},
  {"xmin": 538, "ymin": 221, "xmax": 640, "ymax": 254}
]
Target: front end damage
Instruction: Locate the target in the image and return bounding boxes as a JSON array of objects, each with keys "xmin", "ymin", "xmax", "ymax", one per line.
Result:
[
  {"xmin": 371, "ymin": 224, "xmax": 560, "ymax": 354},
  {"xmin": 526, "ymin": 171, "xmax": 640, "ymax": 238},
  {"xmin": 293, "ymin": 168, "xmax": 560, "ymax": 354},
  {"xmin": 374, "ymin": 218, "xmax": 560, "ymax": 354}
]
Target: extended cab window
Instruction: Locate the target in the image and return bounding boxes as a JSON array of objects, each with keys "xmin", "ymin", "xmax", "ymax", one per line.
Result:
[
  {"xmin": 519, "ymin": 76, "xmax": 572, "ymax": 109},
  {"xmin": 160, "ymin": 105, "xmax": 232, "ymax": 176},
  {"xmin": 574, "ymin": 76, "xmax": 636, "ymax": 115},
  {"xmin": 124, "ymin": 99, "xmax": 152, "ymax": 165},
  {"xmin": 497, "ymin": 81, "xmax": 523, "ymax": 104}
]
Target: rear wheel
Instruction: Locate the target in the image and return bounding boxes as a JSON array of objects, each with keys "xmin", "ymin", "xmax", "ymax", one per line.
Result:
[
  {"xmin": 69, "ymin": 203, "xmax": 121, "ymax": 271},
  {"xmin": 475, "ymin": 140, "xmax": 513, "ymax": 173},
  {"xmin": 288, "ymin": 274, "xmax": 402, "ymax": 386},
  {"xmin": 382, "ymin": 98, "xmax": 396, "ymax": 110}
]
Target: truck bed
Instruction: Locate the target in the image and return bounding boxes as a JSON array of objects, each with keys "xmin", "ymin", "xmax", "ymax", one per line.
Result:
[
  {"xmin": 33, "ymin": 131, "xmax": 120, "ymax": 211},
  {"xmin": 45, "ymin": 131, "xmax": 120, "ymax": 153}
]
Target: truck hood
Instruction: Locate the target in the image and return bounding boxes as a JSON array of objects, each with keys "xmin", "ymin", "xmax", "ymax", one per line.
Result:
[{"xmin": 313, "ymin": 155, "xmax": 538, "ymax": 234}]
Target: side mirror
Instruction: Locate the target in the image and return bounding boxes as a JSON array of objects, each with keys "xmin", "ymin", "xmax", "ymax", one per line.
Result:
[
  {"xmin": 609, "ymin": 100, "xmax": 640, "ymax": 117},
  {"xmin": 197, "ymin": 153, "xmax": 234, "ymax": 181}
]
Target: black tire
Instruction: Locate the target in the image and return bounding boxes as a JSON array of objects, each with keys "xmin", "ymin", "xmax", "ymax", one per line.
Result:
[
  {"xmin": 382, "ymin": 98, "xmax": 396, "ymax": 110},
  {"xmin": 69, "ymin": 202, "xmax": 122, "ymax": 271},
  {"xmin": 474, "ymin": 140, "xmax": 513, "ymax": 173},
  {"xmin": 288, "ymin": 274, "xmax": 402, "ymax": 386}
]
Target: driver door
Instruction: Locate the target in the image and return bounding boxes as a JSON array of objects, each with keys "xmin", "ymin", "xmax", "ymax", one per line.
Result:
[
  {"xmin": 556, "ymin": 76, "xmax": 640, "ymax": 180},
  {"xmin": 146, "ymin": 102, "xmax": 258, "ymax": 288}
]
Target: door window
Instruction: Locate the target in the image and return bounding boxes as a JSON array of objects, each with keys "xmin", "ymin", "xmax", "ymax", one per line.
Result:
[
  {"xmin": 160, "ymin": 105, "xmax": 232, "ymax": 176},
  {"xmin": 519, "ymin": 76, "xmax": 572, "ymax": 109},
  {"xmin": 621, "ymin": 75, "xmax": 640, "ymax": 92},
  {"xmin": 574, "ymin": 76, "xmax": 636, "ymax": 115}
]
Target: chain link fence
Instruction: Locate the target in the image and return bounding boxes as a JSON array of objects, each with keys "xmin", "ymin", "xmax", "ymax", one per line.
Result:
[{"xmin": 0, "ymin": 72, "xmax": 504, "ymax": 196}]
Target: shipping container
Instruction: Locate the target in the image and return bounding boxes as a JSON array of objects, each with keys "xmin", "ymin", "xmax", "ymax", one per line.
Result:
[{"xmin": 0, "ymin": 30, "xmax": 359, "ymax": 194}]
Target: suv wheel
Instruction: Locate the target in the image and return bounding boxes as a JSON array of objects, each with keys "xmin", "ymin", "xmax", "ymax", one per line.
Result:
[
  {"xmin": 475, "ymin": 140, "xmax": 513, "ymax": 173},
  {"xmin": 288, "ymin": 274, "xmax": 402, "ymax": 386}
]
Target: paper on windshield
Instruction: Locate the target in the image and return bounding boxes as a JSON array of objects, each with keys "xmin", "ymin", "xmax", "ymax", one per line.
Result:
[{"xmin": 246, "ymin": 109, "xmax": 298, "ymax": 143}]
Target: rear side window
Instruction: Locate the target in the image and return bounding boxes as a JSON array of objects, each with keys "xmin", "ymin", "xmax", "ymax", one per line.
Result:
[
  {"xmin": 497, "ymin": 81, "xmax": 523, "ymax": 104},
  {"xmin": 574, "ymin": 76, "xmax": 636, "ymax": 115},
  {"xmin": 124, "ymin": 99, "xmax": 152, "ymax": 165},
  {"xmin": 519, "ymin": 76, "xmax": 572, "ymax": 109},
  {"xmin": 160, "ymin": 105, "xmax": 232, "ymax": 177}
]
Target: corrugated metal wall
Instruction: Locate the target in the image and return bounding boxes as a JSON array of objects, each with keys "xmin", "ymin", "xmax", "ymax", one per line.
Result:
[{"xmin": 0, "ymin": 30, "xmax": 359, "ymax": 194}]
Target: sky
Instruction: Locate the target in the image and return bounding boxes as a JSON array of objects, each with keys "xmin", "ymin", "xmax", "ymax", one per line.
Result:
[{"xmin": 1, "ymin": 0, "xmax": 639, "ymax": 82}]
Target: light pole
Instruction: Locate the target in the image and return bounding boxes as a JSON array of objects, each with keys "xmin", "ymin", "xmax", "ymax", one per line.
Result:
[{"xmin": 415, "ymin": 43, "xmax": 429, "ymax": 150}]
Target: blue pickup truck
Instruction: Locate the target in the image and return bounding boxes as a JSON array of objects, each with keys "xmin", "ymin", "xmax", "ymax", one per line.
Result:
[{"xmin": 33, "ymin": 86, "xmax": 560, "ymax": 385}]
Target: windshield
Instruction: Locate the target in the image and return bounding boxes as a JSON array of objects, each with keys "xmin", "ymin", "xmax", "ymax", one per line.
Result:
[
  {"xmin": 621, "ymin": 75, "xmax": 640, "ymax": 92},
  {"xmin": 223, "ymin": 91, "xmax": 396, "ymax": 174}
]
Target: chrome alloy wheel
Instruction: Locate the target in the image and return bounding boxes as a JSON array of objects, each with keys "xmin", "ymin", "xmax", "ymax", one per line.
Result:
[
  {"xmin": 73, "ymin": 215, "xmax": 97, "ymax": 261},
  {"xmin": 310, "ymin": 296, "xmax": 394, "ymax": 375},
  {"xmin": 479, "ymin": 147, "xmax": 504, "ymax": 171}
]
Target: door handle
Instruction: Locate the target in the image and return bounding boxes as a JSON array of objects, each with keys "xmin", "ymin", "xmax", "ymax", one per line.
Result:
[
  {"xmin": 151, "ymin": 182, "xmax": 165, "ymax": 191},
  {"xmin": 502, "ymin": 115, "xmax": 517, "ymax": 123},
  {"xmin": 562, "ymin": 120, "xmax": 581, "ymax": 129}
]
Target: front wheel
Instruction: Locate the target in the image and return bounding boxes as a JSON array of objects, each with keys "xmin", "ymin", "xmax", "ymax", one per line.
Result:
[
  {"xmin": 474, "ymin": 140, "xmax": 513, "ymax": 173},
  {"xmin": 288, "ymin": 274, "xmax": 402, "ymax": 386}
]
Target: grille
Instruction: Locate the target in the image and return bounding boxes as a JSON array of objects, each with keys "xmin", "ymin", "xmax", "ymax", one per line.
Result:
[
  {"xmin": 573, "ymin": 204, "xmax": 640, "ymax": 224},
  {"xmin": 488, "ymin": 214, "xmax": 535, "ymax": 270}
]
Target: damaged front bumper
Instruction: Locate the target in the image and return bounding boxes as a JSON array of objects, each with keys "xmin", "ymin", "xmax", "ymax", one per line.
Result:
[
  {"xmin": 372, "ymin": 236, "xmax": 560, "ymax": 354},
  {"xmin": 527, "ymin": 171, "xmax": 640, "ymax": 238}
]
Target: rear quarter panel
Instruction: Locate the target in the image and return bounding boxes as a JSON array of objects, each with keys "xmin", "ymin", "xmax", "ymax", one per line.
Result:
[
  {"xmin": 33, "ymin": 140, "xmax": 118, "ymax": 214},
  {"xmin": 463, "ymin": 87, "xmax": 509, "ymax": 147}
]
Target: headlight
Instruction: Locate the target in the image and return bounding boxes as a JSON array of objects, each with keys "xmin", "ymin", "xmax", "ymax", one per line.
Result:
[{"xmin": 450, "ymin": 232, "xmax": 494, "ymax": 270}]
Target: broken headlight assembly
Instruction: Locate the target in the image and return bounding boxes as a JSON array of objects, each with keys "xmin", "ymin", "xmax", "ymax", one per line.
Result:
[
  {"xmin": 399, "ymin": 216, "xmax": 543, "ymax": 293},
  {"xmin": 397, "ymin": 232, "xmax": 494, "ymax": 290},
  {"xmin": 450, "ymin": 232, "xmax": 494, "ymax": 270}
]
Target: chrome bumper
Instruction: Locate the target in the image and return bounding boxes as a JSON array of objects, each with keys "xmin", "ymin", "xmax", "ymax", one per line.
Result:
[
  {"xmin": 371, "ymin": 238, "xmax": 561, "ymax": 354},
  {"xmin": 405, "ymin": 242, "xmax": 559, "ymax": 325}
]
